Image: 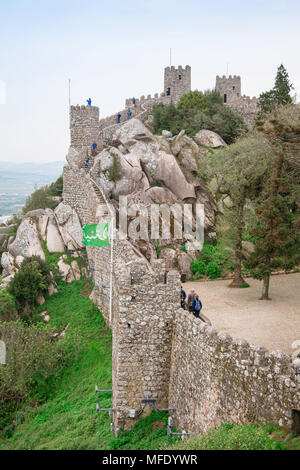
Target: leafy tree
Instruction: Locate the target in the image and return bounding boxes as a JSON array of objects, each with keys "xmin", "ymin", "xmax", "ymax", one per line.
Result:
[
  {"xmin": 246, "ymin": 106, "xmax": 300, "ymax": 299},
  {"xmin": 151, "ymin": 90, "xmax": 248, "ymax": 144},
  {"xmin": 209, "ymin": 105, "xmax": 248, "ymax": 144},
  {"xmin": 177, "ymin": 90, "xmax": 207, "ymax": 113},
  {"xmin": 205, "ymin": 135, "xmax": 274, "ymax": 287},
  {"xmin": 151, "ymin": 102, "xmax": 181, "ymax": 135},
  {"xmin": 8, "ymin": 256, "xmax": 51, "ymax": 315},
  {"xmin": 258, "ymin": 65, "xmax": 294, "ymax": 116}
]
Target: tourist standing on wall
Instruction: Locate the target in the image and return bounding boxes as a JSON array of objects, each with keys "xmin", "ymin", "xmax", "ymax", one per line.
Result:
[
  {"xmin": 87, "ymin": 98, "xmax": 92, "ymax": 106},
  {"xmin": 127, "ymin": 108, "xmax": 132, "ymax": 120},
  {"xmin": 117, "ymin": 113, "xmax": 121, "ymax": 123},
  {"xmin": 181, "ymin": 286, "xmax": 187, "ymax": 310},
  {"xmin": 187, "ymin": 289, "xmax": 196, "ymax": 312}
]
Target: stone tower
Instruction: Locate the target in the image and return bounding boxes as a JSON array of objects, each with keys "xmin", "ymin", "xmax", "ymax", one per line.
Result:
[
  {"xmin": 215, "ymin": 75, "xmax": 241, "ymax": 104},
  {"xmin": 164, "ymin": 65, "xmax": 191, "ymax": 103},
  {"xmin": 70, "ymin": 105, "xmax": 100, "ymax": 151}
]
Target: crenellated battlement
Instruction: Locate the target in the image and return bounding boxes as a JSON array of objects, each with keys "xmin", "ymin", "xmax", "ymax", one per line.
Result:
[{"xmin": 216, "ymin": 74, "xmax": 241, "ymax": 80}]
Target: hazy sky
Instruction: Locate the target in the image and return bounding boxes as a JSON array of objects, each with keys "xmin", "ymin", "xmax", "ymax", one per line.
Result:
[{"xmin": 0, "ymin": 0, "xmax": 299, "ymax": 163}]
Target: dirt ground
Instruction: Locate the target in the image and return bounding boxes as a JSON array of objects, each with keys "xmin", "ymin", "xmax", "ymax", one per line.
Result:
[{"xmin": 184, "ymin": 273, "xmax": 300, "ymax": 355}]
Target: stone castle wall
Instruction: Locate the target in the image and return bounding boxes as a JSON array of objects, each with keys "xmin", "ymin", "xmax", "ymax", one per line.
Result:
[
  {"xmin": 169, "ymin": 310, "xmax": 300, "ymax": 434},
  {"xmin": 112, "ymin": 260, "xmax": 181, "ymax": 432},
  {"xmin": 215, "ymin": 75, "xmax": 258, "ymax": 126},
  {"xmin": 164, "ymin": 65, "xmax": 191, "ymax": 103},
  {"xmin": 216, "ymin": 75, "xmax": 242, "ymax": 102},
  {"xmin": 70, "ymin": 105, "xmax": 101, "ymax": 151}
]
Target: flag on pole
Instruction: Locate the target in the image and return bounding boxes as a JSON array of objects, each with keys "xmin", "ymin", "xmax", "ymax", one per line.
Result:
[{"xmin": 82, "ymin": 223, "xmax": 110, "ymax": 247}]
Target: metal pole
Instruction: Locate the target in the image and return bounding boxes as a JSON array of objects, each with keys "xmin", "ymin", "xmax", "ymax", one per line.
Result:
[
  {"xmin": 68, "ymin": 79, "xmax": 71, "ymax": 107},
  {"xmin": 170, "ymin": 48, "xmax": 172, "ymax": 67},
  {"xmin": 109, "ymin": 214, "xmax": 114, "ymax": 325}
]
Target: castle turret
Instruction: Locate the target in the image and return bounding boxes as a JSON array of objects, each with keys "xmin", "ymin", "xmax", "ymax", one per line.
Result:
[
  {"xmin": 70, "ymin": 105, "xmax": 100, "ymax": 151},
  {"xmin": 164, "ymin": 65, "xmax": 191, "ymax": 103},
  {"xmin": 216, "ymin": 75, "xmax": 241, "ymax": 104}
]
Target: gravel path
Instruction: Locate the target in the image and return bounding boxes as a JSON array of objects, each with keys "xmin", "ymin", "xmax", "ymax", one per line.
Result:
[{"xmin": 183, "ymin": 273, "xmax": 300, "ymax": 355}]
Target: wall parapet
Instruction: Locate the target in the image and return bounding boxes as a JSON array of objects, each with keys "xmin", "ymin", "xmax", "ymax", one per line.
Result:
[{"xmin": 169, "ymin": 310, "xmax": 300, "ymax": 434}]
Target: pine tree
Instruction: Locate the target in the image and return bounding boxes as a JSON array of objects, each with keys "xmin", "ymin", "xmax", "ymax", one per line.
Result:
[
  {"xmin": 258, "ymin": 64, "xmax": 294, "ymax": 116},
  {"xmin": 246, "ymin": 107, "xmax": 300, "ymax": 299}
]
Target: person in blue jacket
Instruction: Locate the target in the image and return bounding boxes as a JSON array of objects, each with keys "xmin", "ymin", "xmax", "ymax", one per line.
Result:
[
  {"xmin": 127, "ymin": 108, "xmax": 132, "ymax": 120},
  {"xmin": 180, "ymin": 286, "xmax": 187, "ymax": 309},
  {"xmin": 117, "ymin": 113, "xmax": 121, "ymax": 123},
  {"xmin": 192, "ymin": 295, "xmax": 202, "ymax": 318},
  {"xmin": 87, "ymin": 98, "xmax": 92, "ymax": 106}
]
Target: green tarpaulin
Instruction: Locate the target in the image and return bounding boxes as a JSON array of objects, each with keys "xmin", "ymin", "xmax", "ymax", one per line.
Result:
[{"xmin": 82, "ymin": 223, "xmax": 110, "ymax": 247}]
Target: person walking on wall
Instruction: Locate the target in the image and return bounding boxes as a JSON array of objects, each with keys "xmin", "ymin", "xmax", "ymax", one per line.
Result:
[
  {"xmin": 87, "ymin": 98, "xmax": 92, "ymax": 106},
  {"xmin": 132, "ymin": 97, "xmax": 136, "ymax": 106},
  {"xmin": 192, "ymin": 295, "xmax": 202, "ymax": 319},
  {"xmin": 91, "ymin": 143, "xmax": 98, "ymax": 156},
  {"xmin": 187, "ymin": 289, "xmax": 196, "ymax": 312},
  {"xmin": 117, "ymin": 113, "xmax": 121, "ymax": 123},
  {"xmin": 85, "ymin": 158, "xmax": 89, "ymax": 169},
  {"xmin": 127, "ymin": 108, "xmax": 132, "ymax": 120},
  {"xmin": 181, "ymin": 286, "xmax": 187, "ymax": 310}
]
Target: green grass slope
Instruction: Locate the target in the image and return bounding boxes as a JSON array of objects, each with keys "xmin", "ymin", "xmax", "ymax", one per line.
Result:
[{"xmin": 0, "ymin": 279, "xmax": 176, "ymax": 450}]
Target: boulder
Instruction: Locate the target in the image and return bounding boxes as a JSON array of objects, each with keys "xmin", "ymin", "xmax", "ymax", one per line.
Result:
[
  {"xmin": 54, "ymin": 203, "xmax": 73, "ymax": 225},
  {"xmin": 71, "ymin": 260, "xmax": 81, "ymax": 281},
  {"xmin": 177, "ymin": 252, "xmax": 193, "ymax": 279},
  {"xmin": 8, "ymin": 218, "xmax": 45, "ymax": 261},
  {"xmin": 180, "ymin": 148, "xmax": 198, "ymax": 172},
  {"xmin": 193, "ymin": 130, "xmax": 226, "ymax": 148},
  {"xmin": 171, "ymin": 130, "xmax": 186, "ymax": 156},
  {"xmin": 1, "ymin": 252, "xmax": 16, "ymax": 278},
  {"xmin": 146, "ymin": 187, "xmax": 178, "ymax": 204},
  {"xmin": 46, "ymin": 210, "xmax": 65, "ymax": 253},
  {"xmin": 55, "ymin": 203, "xmax": 83, "ymax": 251},
  {"xmin": 57, "ymin": 258, "xmax": 81, "ymax": 283},
  {"xmin": 114, "ymin": 118, "xmax": 154, "ymax": 149},
  {"xmin": 153, "ymin": 151, "xmax": 196, "ymax": 200}
]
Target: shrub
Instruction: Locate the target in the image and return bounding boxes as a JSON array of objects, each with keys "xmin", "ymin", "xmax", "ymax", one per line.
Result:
[
  {"xmin": 0, "ymin": 290, "xmax": 18, "ymax": 321},
  {"xmin": 206, "ymin": 261, "xmax": 221, "ymax": 279},
  {"xmin": 103, "ymin": 152, "xmax": 123, "ymax": 182},
  {"xmin": 8, "ymin": 256, "xmax": 51, "ymax": 315},
  {"xmin": 239, "ymin": 282, "xmax": 250, "ymax": 288},
  {"xmin": 190, "ymin": 243, "xmax": 234, "ymax": 280},
  {"xmin": 191, "ymin": 259, "xmax": 206, "ymax": 277}
]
